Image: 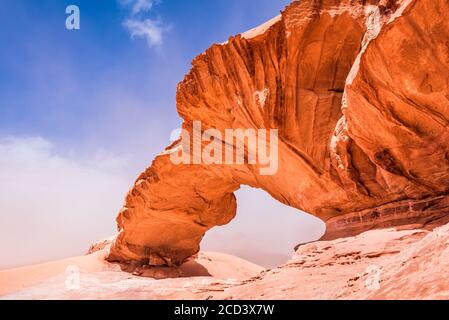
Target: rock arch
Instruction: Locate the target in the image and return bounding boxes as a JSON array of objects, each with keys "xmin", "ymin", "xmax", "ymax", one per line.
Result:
[{"xmin": 107, "ymin": 0, "xmax": 449, "ymax": 266}]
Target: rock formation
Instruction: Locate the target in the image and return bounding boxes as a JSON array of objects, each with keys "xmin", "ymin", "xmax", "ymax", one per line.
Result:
[
  {"xmin": 209, "ymin": 223, "xmax": 449, "ymax": 300},
  {"xmin": 107, "ymin": 0, "xmax": 449, "ymax": 266}
]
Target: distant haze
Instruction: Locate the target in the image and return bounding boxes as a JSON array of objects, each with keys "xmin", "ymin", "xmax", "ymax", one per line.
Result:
[{"xmin": 203, "ymin": 187, "xmax": 325, "ymax": 268}]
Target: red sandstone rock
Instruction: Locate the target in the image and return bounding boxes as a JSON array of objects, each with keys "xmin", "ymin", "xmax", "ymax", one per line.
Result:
[
  {"xmin": 211, "ymin": 223, "xmax": 449, "ymax": 300},
  {"xmin": 108, "ymin": 0, "xmax": 449, "ymax": 266},
  {"xmin": 212, "ymin": 226, "xmax": 432, "ymax": 299}
]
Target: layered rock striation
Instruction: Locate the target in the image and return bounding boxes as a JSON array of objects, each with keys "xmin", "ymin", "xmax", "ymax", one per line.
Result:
[{"xmin": 108, "ymin": 0, "xmax": 449, "ymax": 266}]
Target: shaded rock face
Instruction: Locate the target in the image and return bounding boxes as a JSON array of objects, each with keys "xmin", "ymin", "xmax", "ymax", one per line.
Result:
[{"xmin": 108, "ymin": 0, "xmax": 449, "ymax": 265}]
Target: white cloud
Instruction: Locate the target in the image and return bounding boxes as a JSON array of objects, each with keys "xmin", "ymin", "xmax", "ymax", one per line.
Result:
[
  {"xmin": 120, "ymin": 0, "xmax": 166, "ymax": 48},
  {"xmin": 119, "ymin": 0, "xmax": 154, "ymax": 15},
  {"xmin": 131, "ymin": 0, "xmax": 154, "ymax": 15},
  {"xmin": 123, "ymin": 18, "xmax": 164, "ymax": 47},
  {"xmin": 0, "ymin": 136, "xmax": 132, "ymax": 269}
]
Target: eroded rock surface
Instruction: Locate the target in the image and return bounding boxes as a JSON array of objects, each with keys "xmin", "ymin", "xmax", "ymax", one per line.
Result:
[
  {"xmin": 209, "ymin": 222, "xmax": 449, "ymax": 300},
  {"xmin": 108, "ymin": 0, "xmax": 449, "ymax": 266}
]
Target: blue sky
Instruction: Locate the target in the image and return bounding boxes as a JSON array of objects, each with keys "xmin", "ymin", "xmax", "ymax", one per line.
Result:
[
  {"xmin": 0, "ymin": 0, "xmax": 324, "ymax": 268},
  {"xmin": 0, "ymin": 0, "xmax": 291, "ymax": 162}
]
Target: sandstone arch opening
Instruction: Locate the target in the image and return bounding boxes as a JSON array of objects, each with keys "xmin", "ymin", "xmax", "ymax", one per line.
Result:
[{"xmin": 202, "ymin": 185, "xmax": 325, "ymax": 268}]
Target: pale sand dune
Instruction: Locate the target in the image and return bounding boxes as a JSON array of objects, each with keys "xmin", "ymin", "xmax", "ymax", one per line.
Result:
[
  {"xmin": 0, "ymin": 250, "xmax": 111, "ymax": 297},
  {"xmin": 0, "ymin": 250, "xmax": 264, "ymax": 299}
]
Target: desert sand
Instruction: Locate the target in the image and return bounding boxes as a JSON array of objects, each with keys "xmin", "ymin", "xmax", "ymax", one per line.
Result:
[
  {"xmin": 4, "ymin": 222, "xmax": 449, "ymax": 299},
  {"xmin": 0, "ymin": 249, "xmax": 263, "ymax": 299}
]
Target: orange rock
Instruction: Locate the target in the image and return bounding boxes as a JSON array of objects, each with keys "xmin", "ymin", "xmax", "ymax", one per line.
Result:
[{"xmin": 108, "ymin": 0, "xmax": 449, "ymax": 265}]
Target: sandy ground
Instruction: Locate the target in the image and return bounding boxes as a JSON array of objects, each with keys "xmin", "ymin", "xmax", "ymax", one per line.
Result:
[
  {"xmin": 0, "ymin": 250, "xmax": 264, "ymax": 299},
  {"xmin": 3, "ymin": 226, "xmax": 449, "ymax": 299}
]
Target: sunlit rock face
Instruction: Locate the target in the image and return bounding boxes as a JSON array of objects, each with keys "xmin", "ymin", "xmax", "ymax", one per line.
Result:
[{"xmin": 108, "ymin": 0, "xmax": 449, "ymax": 266}]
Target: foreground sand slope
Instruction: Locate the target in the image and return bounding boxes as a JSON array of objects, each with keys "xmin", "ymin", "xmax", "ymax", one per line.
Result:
[
  {"xmin": 3, "ymin": 221, "xmax": 449, "ymax": 299},
  {"xmin": 0, "ymin": 251, "xmax": 263, "ymax": 299}
]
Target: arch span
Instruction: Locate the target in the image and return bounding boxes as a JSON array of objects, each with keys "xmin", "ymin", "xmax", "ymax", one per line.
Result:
[
  {"xmin": 107, "ymin": 0, "xmax": 369, "ymax": 266},
  {"xmin": 108, "ymin": 0, "xmax": 449, "ymax": 266}
]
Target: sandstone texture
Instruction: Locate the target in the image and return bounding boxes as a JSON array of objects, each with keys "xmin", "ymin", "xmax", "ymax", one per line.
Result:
[
  {"xmin": 211, "ymin": 222, "xmax": 449, "ymax": 300},
  {"xmin": 108, "ymin": 0, "xmax": 449, "ymax": 268}
]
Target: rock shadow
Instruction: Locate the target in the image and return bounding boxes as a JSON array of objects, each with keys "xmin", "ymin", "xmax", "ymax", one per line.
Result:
[{"xmin": 119, "ymin": 258, "xmax": 211, "ymax": 279}]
